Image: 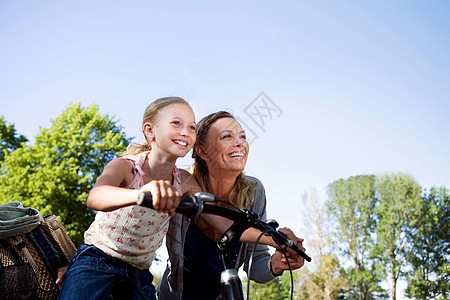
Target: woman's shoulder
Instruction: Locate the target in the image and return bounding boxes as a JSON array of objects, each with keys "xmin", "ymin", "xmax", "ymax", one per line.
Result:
[
  {"xmin": 245, "ymin": 175, "xmax": 265, "ymax": 189},
  {"xmin": 178, "ymin": 168, "xmax": 192, "ymax": 180},
  {"xmin": 179, "ymin": 168, "xmax": 201, "ymax": 194},
  {"xmin": 244, "ymin": 175, "xmax": 267, "ymax": 212},
  {"xmin": 244, "ymin": 175, "xmax": 266, "ymax": 202}
]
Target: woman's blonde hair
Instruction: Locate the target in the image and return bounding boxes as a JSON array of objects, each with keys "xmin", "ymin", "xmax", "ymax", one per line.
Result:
[
  {"xmin": 191, "ymin": 111, "xmax": 256, "ymax": 209},
  {"xmin": 123, "ymin": 97, "xmax": 191, "ymax": 156}
]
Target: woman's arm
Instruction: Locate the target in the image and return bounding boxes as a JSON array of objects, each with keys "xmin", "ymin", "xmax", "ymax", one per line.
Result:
[
  {"xmin": 179, "ymin": 170, "xmax": 277, "ymax": 246},
  {"xmin": 199, "ymin": 213, "xmax": 275, "ymax": 246},
  {"xmin": 246, "ymin": 177, "xmax": 305, "ymax": 277}
]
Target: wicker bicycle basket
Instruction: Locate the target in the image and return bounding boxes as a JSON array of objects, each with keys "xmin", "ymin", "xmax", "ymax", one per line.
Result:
[{"xmin": 0, "ymin": 215, "xmax": 77, "ymax": 300}]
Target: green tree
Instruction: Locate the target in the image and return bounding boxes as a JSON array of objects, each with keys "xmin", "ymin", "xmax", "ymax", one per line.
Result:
[
  {"xmin": 297, "ymin": 254, "xmax": 348, "ymax": 300},
  {"xmin": 327, "ymin": 175, "xmax": 386, "ymax": 299},
  {"xmin": 296, "ymin": 190, "xmax": 348, "ymax": 300},
  {"xmin": 246, "ymin": 272, "xmax": 291, "ymax": 300},
  {"xmin": 0, "ymin": 103, "xmax": 130, "ymax": 245},
  {"xmin": 405, "ymin": 186, "xmax": 449, "ymax": 299},
  {"xmin": 374, "ymin": 173, "xmax": 422, "ymax": 300},
  {"xmin": 0, "ymin": 115, "xmax": 27, "ymax": 162}
]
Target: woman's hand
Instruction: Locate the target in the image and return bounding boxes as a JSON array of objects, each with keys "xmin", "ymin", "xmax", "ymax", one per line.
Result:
[
  {"xmin": 270, "ymin": 227, "xmax": 305, "ymax": 276},
  {"xmin": 140, "ymin": 180, "xmax": 181, "ymax": 217}
]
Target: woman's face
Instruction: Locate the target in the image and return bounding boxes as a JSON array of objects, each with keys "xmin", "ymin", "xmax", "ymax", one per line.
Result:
[{"xmin": 202, "ymin": 117, "xmax": 249, "ymax": 174}]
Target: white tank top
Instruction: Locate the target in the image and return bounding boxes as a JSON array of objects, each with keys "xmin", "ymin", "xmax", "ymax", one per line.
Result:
[{"xmin": 84, "ymin": 151, "xmax": 182, "ymax": 269}]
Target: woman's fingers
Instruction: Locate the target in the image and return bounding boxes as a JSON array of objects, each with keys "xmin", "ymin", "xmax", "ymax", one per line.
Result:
[{"xmin": 276, "ymin": 227, "xmax": 305, "ymax": 269}]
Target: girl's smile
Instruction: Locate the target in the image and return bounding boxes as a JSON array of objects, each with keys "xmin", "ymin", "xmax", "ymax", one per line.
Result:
[{"xmin": 145, "ymin": 103, "xmax": 196, "ymax": 159}]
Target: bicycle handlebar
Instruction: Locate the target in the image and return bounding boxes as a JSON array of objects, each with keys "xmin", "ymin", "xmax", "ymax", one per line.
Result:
[
  {"xmin": 137, "ymin": 191, "xmax": 212, "ymax": 219},
  {"xmin": 137, "ymin": 191, "xmax": 311, "ymax": 262}
]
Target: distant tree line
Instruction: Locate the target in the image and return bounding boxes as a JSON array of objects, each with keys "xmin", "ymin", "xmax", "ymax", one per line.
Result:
[
  {"xmin": 1, "ymin": 104, "xmax": 448, "ymax": 299},
  {"xmin": 246, "ymin": 176, "xmax": 448, "ymax": 300},
  {"xmin": 292, "ymin": 175, "xmax": 449, "ymax": 300}
]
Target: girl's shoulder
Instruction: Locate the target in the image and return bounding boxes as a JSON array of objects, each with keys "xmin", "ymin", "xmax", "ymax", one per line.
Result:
[
  {"xmin": 121, "ymin": 152, "xmax": 149, "ymax": 177},
  {"xmin": 104, "ymin": 156, "xmax": 134, "ymax": 172},
  {"xmin": 97, "ymin": 157, "xmax": 135, "ymax": 187},
  {"xmin": 122, "ymin": 151, "xmax": 149, "ymax": 165}
]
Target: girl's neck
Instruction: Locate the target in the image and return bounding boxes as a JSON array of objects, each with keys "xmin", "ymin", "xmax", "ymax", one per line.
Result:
[{"xmin": 144, "ymin": 151, "xmax": 177, "ymax": 181}]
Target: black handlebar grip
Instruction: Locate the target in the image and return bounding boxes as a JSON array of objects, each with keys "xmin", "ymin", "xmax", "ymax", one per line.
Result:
[
  {"xmin": 137, "ymin": 192, "xmax": 154, "ymax": 208},
  {"xmin": 137, "ymin": 192, "xmax": 202, "ymax": 219},
  {"xmin": 176, "ymin": 194, "xmax": 202, "ymax": 219}
]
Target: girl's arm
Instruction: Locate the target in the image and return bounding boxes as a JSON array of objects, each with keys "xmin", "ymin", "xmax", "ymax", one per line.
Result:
[
  {"xmin": 87, "ymin": 159, "xmax": 180, "ymax": 215},
  {"xmin": 87, "ymin": 158, "xmax": 138, "ymax": 211}
]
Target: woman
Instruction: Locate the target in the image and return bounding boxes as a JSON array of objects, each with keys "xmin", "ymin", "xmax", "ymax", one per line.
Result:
[{"xmin": 158, "ymin": 111, "xmax": 305, "ymax": 299}]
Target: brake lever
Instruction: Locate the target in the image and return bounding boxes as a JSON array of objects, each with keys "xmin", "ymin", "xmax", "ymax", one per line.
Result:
[
  {"xmin": 257, "ymin": 219, "xmax": 312, "ymax": 262},
  {"xmin": 194, "ymin": 192, "xmax": 218, "ymax": 203}
]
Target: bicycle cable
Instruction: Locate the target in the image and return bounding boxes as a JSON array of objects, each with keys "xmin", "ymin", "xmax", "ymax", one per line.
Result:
[
  {"xmin": 247, "ymin": 229, "xmax": 294, "ymax": 300},
  {"xmin": 179, "ymin": 195, "xmax": 297, "ymax": 299},
  {"xmin": 137, "ymin": 191, "xmax": 309, "ymax": 299}
]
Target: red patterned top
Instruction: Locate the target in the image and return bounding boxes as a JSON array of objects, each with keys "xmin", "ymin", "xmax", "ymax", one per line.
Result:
[{"xmin": 84, "ymin": 151, "xmax": 182, "ymax": 269}]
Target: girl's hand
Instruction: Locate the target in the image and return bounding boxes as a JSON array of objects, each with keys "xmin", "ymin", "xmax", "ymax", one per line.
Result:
[
  {"xmin": 56, "ymin": 266, "xmax": 67, "ymax": 290},
  {"xmin": 141, "ymin": 180, "xmax": 180, "ymax": 217},
  {"xmin": 270, "ymin": 228, "xmax": 305, "ymax": 276}
]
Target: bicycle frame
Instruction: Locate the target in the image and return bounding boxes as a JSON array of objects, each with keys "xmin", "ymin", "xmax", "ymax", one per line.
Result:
[
  {"xmin": 194, "ymin": 200, "xmax": 311, "ymax": 300},
  {"xmin": 137, "ymin": 191, "xmax": 311, "ymax": 299},
  {"xmin": 201, "ymin": 204, "xmax": 254, "ymax": 300}
]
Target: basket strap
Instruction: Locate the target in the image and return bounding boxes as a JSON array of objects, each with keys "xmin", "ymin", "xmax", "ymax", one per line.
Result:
[
  {"xmin": 0, "ymin": 239, "xmax": 24, "ymax": 266},
  {"xmin": 8, "ymin": 236, "xmax": 40, "ymax": 274},
  {"xmin": 26, "ymin": 225, "xmax": 66, "ymax": 280},
  {"xmin": 43, "ymin": 214, "xmax": 77, "ymax": 261}
]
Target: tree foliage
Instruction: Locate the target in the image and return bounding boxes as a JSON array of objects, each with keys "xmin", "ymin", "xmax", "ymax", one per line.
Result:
[
  {"xmin": 0, "ymin": 103, "xmax": 130, "ymax": 245},
  {"xmin": 0, "ymin": 115, "xmax": 27, "ymax": 162},
  {"xmin": 327, "ymin": 175, "xmax": 386, "ymax": 299},
  {"xmin": 325, "ymin": 173, "xmax": 448, "ymax": 300},
  {"xmin": 297, "ymin": 254, "xmax": 348, "ymax": 300},
  {"xmin": 374, "ymin": 173, "xmax": 422, "ymax": 300},
  {"xmin": 296, "ymin": 190, "xmax": 348, "ymax": 300},
  {"xmin": 405, "ymin": 187, "xmax": 450, "ymax": 300},
  {"xmin": 246, "ymin": 272, "xmax": 292, "ymax": 300}
]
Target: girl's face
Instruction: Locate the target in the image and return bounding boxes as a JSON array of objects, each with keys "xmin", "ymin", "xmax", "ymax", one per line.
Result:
[
  {"xmin": 202, "ymin": 117, "xmax": 249, "ymax": 174},
  {"xmin": 145, "ymin": 103, "xmax": 196, "ymax": 159}
]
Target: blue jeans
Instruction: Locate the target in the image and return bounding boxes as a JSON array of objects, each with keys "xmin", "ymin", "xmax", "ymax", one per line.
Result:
[{"xmin": 58, "ymin": 243, "xmax": 156, "ymax": 300}]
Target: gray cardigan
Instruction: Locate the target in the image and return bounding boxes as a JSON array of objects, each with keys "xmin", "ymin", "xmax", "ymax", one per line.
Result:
[{"xmin": 157, "ymin": 176, "xmax": 276, "ymax": 299}]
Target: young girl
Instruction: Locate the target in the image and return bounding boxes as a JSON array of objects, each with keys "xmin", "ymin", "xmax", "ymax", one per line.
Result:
[{"xmin": 58, "ymin": 97, "xmax": 198, "ymax": 300}]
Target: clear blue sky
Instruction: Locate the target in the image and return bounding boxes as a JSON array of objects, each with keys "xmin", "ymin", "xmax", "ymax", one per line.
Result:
[{"xmin": 1, "ymin": 0, "xmax": 449, "ymax": 293}]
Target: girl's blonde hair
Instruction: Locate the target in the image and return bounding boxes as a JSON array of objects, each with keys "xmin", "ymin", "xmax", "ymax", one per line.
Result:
[
  {"xmin": 123, "ymin": 97, "xmax": 191, "ymax": 156},
  {"xmin": 191, "ymin": 111, "xmax": 256, "ymax": 209}
]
